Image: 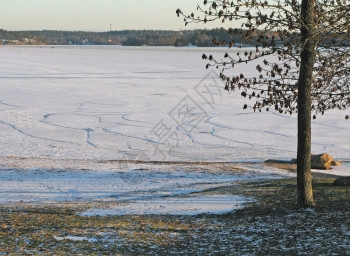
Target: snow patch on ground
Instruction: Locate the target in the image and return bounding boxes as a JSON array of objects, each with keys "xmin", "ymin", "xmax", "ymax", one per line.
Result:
[
  {"xmin": 81, "ymin": 195, "xmax": 250, "ymax": 216},
  {"xmin": 0, "ymin": 161, "xmax": 293, "ymax": 215},
  {"xmin": 0, "ymin": 163, "xmax": 292, "ymax": 205},
  {"xmin": 54, "ymin": 235, "xmax": 98, "ymax": 243}
]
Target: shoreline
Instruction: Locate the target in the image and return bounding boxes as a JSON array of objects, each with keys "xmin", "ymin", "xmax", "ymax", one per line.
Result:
[
  {"xmin": 1, "ymin": 177, "xmax": 349, "ymax": 254},
  {"xmin": 0, "ymin": 155, "xmax": 347, "ymax": 209},
  {"xmin": 1, "ymin": 155, "xmax": 348, "ymax": 174}
]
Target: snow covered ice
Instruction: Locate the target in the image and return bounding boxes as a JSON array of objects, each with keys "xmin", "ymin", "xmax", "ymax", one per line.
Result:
[
  {"xmin": 0, "ymin": 46, "xmax": 349, "ymax": 214},
  {"xmin": 0, "ymin": 45, "xmax": 349, "ymax": 161}
]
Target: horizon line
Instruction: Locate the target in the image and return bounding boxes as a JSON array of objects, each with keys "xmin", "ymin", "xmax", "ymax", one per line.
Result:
[{"xmin": 0, "ymin": 27, "xmax": 232, "ymax": 33}]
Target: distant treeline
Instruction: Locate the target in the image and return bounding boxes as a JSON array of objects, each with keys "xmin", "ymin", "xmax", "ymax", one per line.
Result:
[{"xmin": 0, "ymin": 28, "xmax": 255, "ymax": 47}]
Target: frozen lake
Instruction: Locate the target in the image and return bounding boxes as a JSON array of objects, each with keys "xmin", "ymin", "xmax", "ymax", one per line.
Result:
[
  {"xmin": 0, "ymin": 46, "xmax": 349, "ymax": 214},
  {"xmin": 0, "ymin": 45, "xmax": 349, "ymax": 162}
]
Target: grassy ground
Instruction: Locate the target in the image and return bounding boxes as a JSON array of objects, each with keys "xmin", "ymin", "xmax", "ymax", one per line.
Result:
[{"xmin": 1, "ymin": 176, "xmax": 350, "ymax": 255}]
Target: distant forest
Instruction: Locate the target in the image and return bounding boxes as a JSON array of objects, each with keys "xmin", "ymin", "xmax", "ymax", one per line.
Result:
[{"xmin": 0, "ymin": 28, "xmax": 254, "ymax": 47}]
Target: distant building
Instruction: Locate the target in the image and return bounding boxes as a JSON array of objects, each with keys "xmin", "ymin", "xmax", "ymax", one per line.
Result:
[{"xmin": 82, "ymin": 39, "xmax": 89, "ymax": 45}]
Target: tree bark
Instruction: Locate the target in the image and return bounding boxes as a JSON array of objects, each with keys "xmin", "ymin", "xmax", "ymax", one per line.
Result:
[{"xmin": 297, "ymin": 0, "xmax": 317, "ymax": 207}]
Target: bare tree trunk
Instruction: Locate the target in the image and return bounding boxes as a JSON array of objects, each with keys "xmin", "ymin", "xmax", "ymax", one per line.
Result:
[{"xmin": 297, "ymin": 0, "xmax": 317, "ymax": 207}]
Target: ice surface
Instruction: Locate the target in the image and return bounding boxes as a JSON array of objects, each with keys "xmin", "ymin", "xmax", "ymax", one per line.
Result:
[
  {"xmin": 0, "ymin": 46, "xmax": 348, "ymax": 162},
  {"xmin": 0, "ymin": 46, "xmax": 349, "ymax": 215},
  {"xmin": 312, "ymin": 161, "xmax": 350, "ymax": 176}
]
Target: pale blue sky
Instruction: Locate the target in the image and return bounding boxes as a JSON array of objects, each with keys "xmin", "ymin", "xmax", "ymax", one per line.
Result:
[{"xmin": 0, "ymin": 0, "xmax": 227, "ymax": 31}]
